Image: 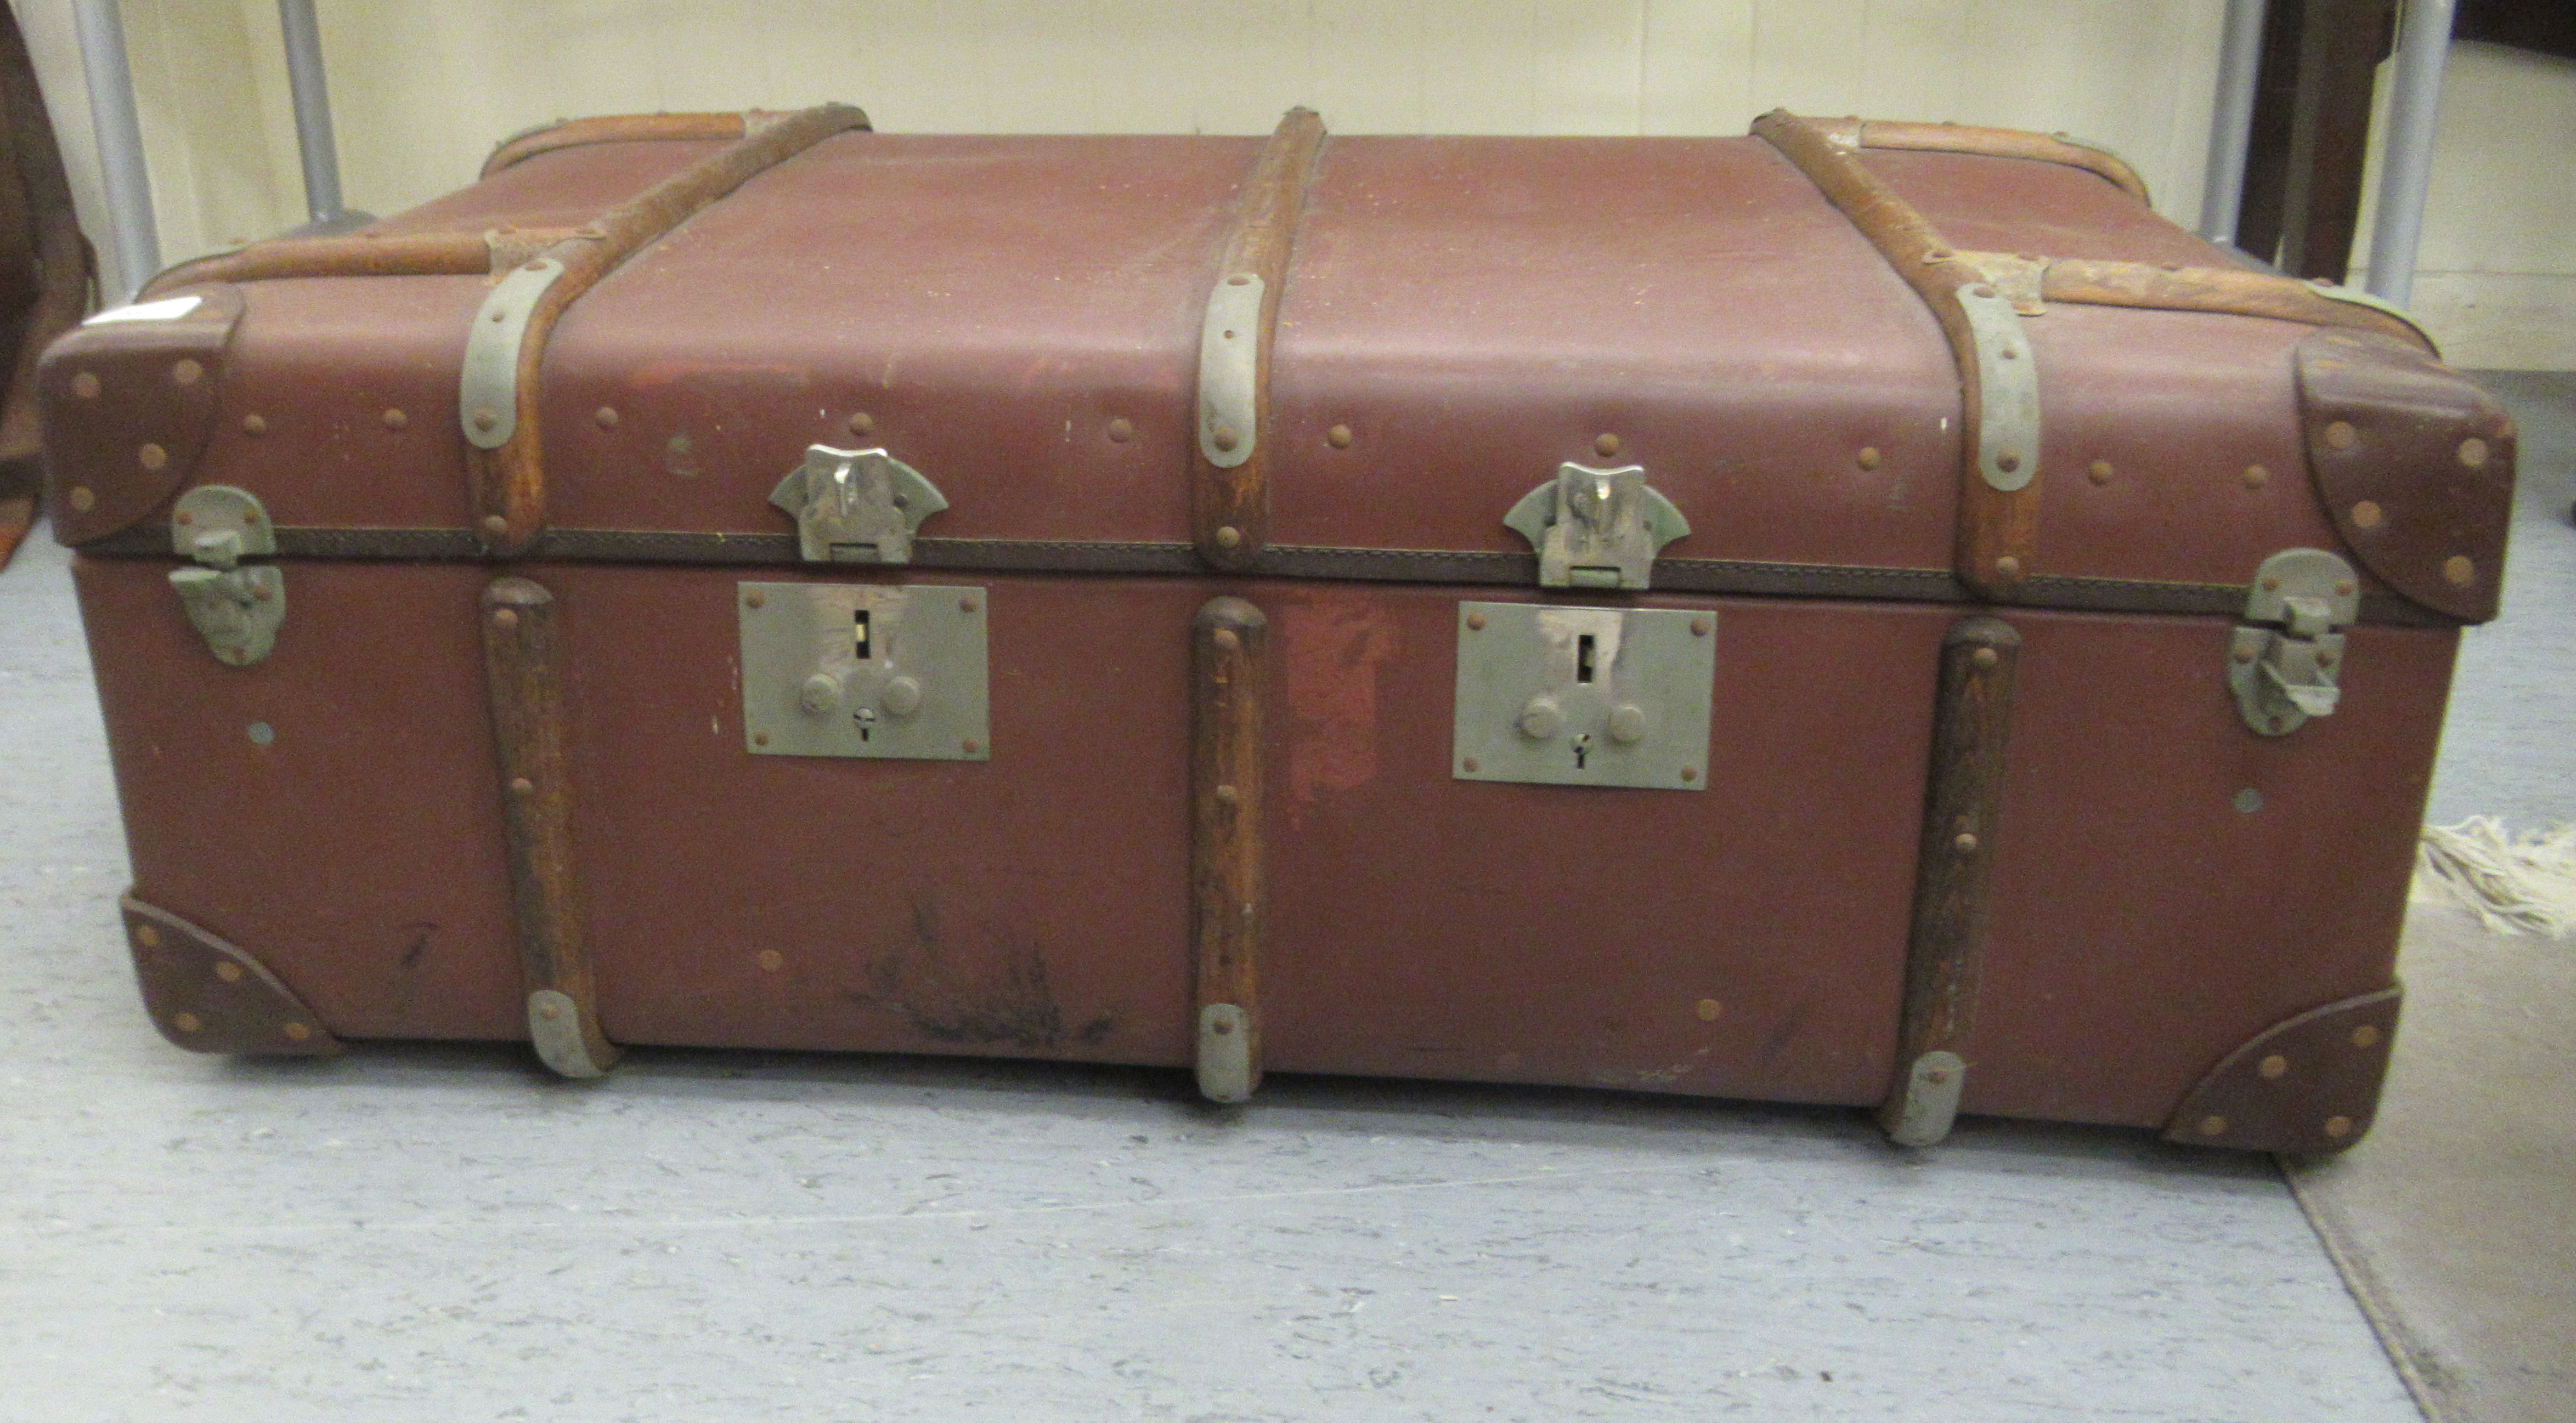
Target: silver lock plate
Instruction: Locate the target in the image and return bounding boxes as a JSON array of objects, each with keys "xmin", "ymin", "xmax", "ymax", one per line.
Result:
[
  {"xmin": 739, "ymin": 582, "xmax": 990, "ymax": 761},
  {"xmin": 1453, "ymin": 602, "xmax": 1715, "ymax": 791}
]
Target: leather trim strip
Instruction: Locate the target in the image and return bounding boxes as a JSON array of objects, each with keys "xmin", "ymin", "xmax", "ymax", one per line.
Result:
[
  {"xmin": 75, "ymin": 524, "xmax": 2458, "ymax": 626},
  {"xmin": 1194, "ymin": 107, "xmax": 1326, "ymax": 570}
]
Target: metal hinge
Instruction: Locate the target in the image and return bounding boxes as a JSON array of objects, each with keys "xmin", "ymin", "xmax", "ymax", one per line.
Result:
[
  {"xmin": 1503, "ymin": 463, "xmax": 1691, "ymax": 590},
  {"xmin": 2230, "ymin": 548, "xmax": 2360, "ymax": 736},
  {"xmin": 769, "ymin": 445, "xmax": 949, "ymax": 564},
  {"xmin": 167, "ymin": 485, "xmax": 283, "ymax": 666}
]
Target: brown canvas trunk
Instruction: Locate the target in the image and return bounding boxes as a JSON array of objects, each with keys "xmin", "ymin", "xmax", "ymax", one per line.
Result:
[{"xmin": 44, "ymin": 106, "xmax": 2513, "ymax": 1154}]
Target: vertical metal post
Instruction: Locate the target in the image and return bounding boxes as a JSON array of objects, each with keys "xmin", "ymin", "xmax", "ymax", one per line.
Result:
[
  {"xmin": 70, "ymin": 0, "xmax": 158, "ymax": 303},
  {"xmin": 2199, "ymin": 0, "xmax": 2268, "ymax": 244},
  {"xmin": 2365, "ymin": 0, "xmax": 2456, "ymax": 304},
  {"xmin": 276, "ymin": 0, "xmax": 346, "ymax": 226}
]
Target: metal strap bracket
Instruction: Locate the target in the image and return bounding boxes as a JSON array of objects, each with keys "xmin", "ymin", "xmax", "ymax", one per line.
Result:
[
  {"xmin": 460, "ymin": 256, "xmax": 563, "ymax": 450},
  {"xmin": 1956, "ymin": 282, "xmax": 2042, "ymax": 493},
  {"xmin": 2230, "ymin": 548, "xmax": 2361, "ymax": 735},
  {"xmin": 167, "ymin": 485, "xmax": 283, "ymax": 666},
  {"xmin": 769, "ymin": 445, "xmax": 949, "ymax": 564},
  {"xmin": 1504, "ymin": 463, "xmax": 1691, "ymax": 590},
  {"xmin": 1196, "ymin": 273, "xmax": 1263, "ymax": 469}
]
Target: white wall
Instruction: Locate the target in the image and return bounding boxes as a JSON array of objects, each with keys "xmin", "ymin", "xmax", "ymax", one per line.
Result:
[{"xmin": 9, "ymin": 1, "xmax": 2571, "ymax": 366}]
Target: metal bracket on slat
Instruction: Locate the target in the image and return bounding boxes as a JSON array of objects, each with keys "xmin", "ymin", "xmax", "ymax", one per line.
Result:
[
  {"xmin": 1197, "ymin": 273, "xmax": 1263, "ymax": 468},
  {"xmin": 1885, "ymin": 1050, "xmax": 1967, "ymax": 1148},
  {"xmin": 167, "ymin": 484, "xmax": 283, "ymax": 666},
  {"xmin": 1956, "ymin": 282, "xmax": 2042, "ymax": 494},
  {"xmin": 460, "ymin": 256, "xmax": 564, "ymax": 449}
]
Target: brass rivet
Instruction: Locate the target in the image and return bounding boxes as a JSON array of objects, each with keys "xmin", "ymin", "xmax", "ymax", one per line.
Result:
[
  {"xmin": 1927, "ymin": 1068, "xmax": 1952, "ymax": 1085},
  {"xmin": 492, "ymin": 608, "xmax": 519, "ymax": 630},
  {"xmin": 133, "ymin": 924, "xmax": 161, "ymax": 948},
  {"xmin": 172, "ymin": 359, "xmax": 204, "ymax": 385},
  {"xmin": 1212, "ymin": 628, "xmax": 1240, "ymax": 652},
  {"xmin": 2443, "ymin": 554, "xmax": 2476, "ymax": 587},
  {"xmin": 2325, "ymin": 420, "xmax": 2357, "ymax": 450},
  {"xmin": 594, "ymin": 406, "xmax": 619, "ymax": 428},
  {"xmin": 1327, "ymin": 424, "xmax": 1353, "ymax": 449},
  {"xmin": 1925, "ymin": 247, "xmax": 1953, "ymax": 262},
  {"xmin": 1953, "ymin": 832, "xmax": 1978, "ymax": 854},
  {"xmin": 68, "ymin": 486, "xmax": 95, "ymax": 512},
  {"xmin": 242, "ymin": 413, "xmax": 268, "ymax": 435},
  {"xmin": 2315, "ymin": 650, "xmax": 2335, "ymax": 667},
  {"xmin": 216, "ymin": 961, "xmax": 244, "ymax": 983},
  {"xmin": 480, "ymin": 514, "xmax": 511, "ymax": 540},
  {"xmin": 283, "ymin": 1022, "xmax": 312, "ymax": 1041},
  {"xmin": 1466, "ymin": 612, "xmax": 1487, "ymax": 631},
  {"xmin": 574, "ymin": 226, "xmax": 604, "ymax": 240},
  {"xmin": 1971, "ymin": 647, "xmax": 1999, "ymax": 669},
  {"xmin": 1970, "ymin": 284, "xmax": 1996, "ymax": 298},
  {"xmin": 70, "ymin": 371, "xmax": 100, "ymax": 399},
  {"xmin": 1462, "ymin": 757, "xmax": 1481, "ymax": 773},
  {"xmin": 137, "ymin": 443, "xmax": 167, "ymax": 470},
  {"xmin": 1107, "ymin": 417, "xmax": 1134, "ymax": 443},
  {"xmin": 1690, "ymin": 617, "xmax": 1710, "ymax": 637},
  {"xmin": 2262, "ymin": 576, "xmax": 2281, "ymax": 592},
  {"xmin": 1214, "ymin": 785, "xmax": 1239, "ymax": 804},
  {"xmin": 959, "ymin": 596, "xmax": 979, "ymax": 613},
  {"xmin": 1214, "ymin": 525, "xmax": 1242, "ymax": 549},
  {"xmin": 1696, "ymin": 998, "xmax": 1723, "ymax": 1022},
  {"xmin": 745, "ymin": 589, "xmax": 766, "ymax": 609},
  {"xmin": 757, "ymin": 949, "xmax": 784, "ymax": 972},
  {"xmin": 754, "ymin": 733, "xmax": 770, "ymax": 747},
  {"xmin": 1211, "ymin": 1017, "xmax": 1234, "ymax": 1035},
  {"xmin": 1998, "ymin": 345, "xmax": 2019, "ymax": 361},
  {"xmin": 2234, "ymin": 647, "xmax": 2256, "ymax": 664},
  {"xmin": 1995, "ymin": 451, "xmax": 2020, "ymax": 473},
  {"xmin": 1680, "ymin": 766, "xmax": 1697, "ymax": 783},
  {"xmin": 2259, "ymin": 1053, "xmax": 2287, "ymax": 1079},
  {"xmin": 471, "ymin": 409, "xmax": 496, "ymax": 434},
  {"xmin": 173, "ymin": 1012, "xmax": 202, "ymax": 1033},
  {"xmin": 383, "ymin": 408, "xmax": 409, "ymax": 430},
  {"xmin": 1993, "ymin": 555, "xmax": 2022, "ymax": 580},
  {"xmin": 1227, "ymin": 273, "xmax": 1251, "ymax": 286},
  {"xmin": 2351, "ymin": 1024, "xmax": 2381, "ymax": 1048},
  {"xmin": 537, "ymin": 1000, "xmax": 562, "ymax": 1021},
  {"xmin": 845, "ymin": 412, "xmax": 875, "ymax": 439},
  {"xmin": 2084, "ymin": 460, "xmax": 2111, "ymax": 487},
  {"xmin": 2458, "ymin": 436, "xmax": 2488, "ymax": 469},
  {"xmin": 2198, "ymin": 1114, "xmax": 2228, "ymax": 1136},
  {"xmin": 1211, "ymin": 425, "xmax": 1239, "ymax": 453},
  {"xmin": 2268, "ymin": 716, "xmax": 2286, "ymax": 733},
  {"xmin": 2324, "ymin": 1115, "xmax": 2354, "ymax": 1139},
  {"xmin": 2242, "ymin": 464, "xmax": 2268, "ymax": 489},
  {"xmin": 2351, "ymin": 500, "xmax": 2383, "ymax": 530},
  {"xmin": 2335, "ymin": 581, "xmax": 2354, "ymax": 596},
  {"xmin": 510, "ymin": 776, "xmax": 535, "ymax": 796},
  {"xmin": 962, "ymin": 738, "xmax": 981, "ymax": 755},
  {"xmin": 1594, "ymin": 433, "xmax": 1622, "ymax": 457},
  {"xmin": 1856, "ymin": 446, "xmax": 1882, "ymax": 470}
]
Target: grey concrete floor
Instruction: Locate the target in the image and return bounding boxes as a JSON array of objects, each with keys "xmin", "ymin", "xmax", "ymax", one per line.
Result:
[{"xmin": 1, "ymin": 534, "xmax": 2428, "ymax": 1421}]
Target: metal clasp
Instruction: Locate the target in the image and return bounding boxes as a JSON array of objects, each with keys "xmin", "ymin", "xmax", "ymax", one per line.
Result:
[
  {"xmin": 1503, "ymin": 462, "xmax": 1690, "ymax": 590},
  {"xmin": 2230, "ymin": 548, "xmax": 2360, "ymax": 736},
  {"xmin": 769, "ymin": 445, "xmax": 949, "ymax": 564},
  {"xmin": 167, "ymin": 485, "xmax": 283, "ymax": 666}
]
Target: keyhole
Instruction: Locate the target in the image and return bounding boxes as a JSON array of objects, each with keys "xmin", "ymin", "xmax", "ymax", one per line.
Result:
[
  {"xmin": 855, "ymin": 707, "xmax": 875, "ymax": 742},
  {"xmin": 1576, "ymin": 633, "xmax": 1598, "ymax": 684},
  {"xmin": 853, "ymin": 609, "xmax": 872, "ymax": 660},
  {"xmin": 1573, "ymin": 732, "xmax": 1591, "ymax": 770}
]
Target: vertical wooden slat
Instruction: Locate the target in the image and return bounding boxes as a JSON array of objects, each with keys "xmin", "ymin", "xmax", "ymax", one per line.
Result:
[
  {"xmin": 1191, "ymin": 596, "xmax": 1268, "ymax": 1103},
  {"xmin": 1193, "ymin": 108, "xmax": 1326, "ymax": 571},
  {"xmin": 1879, "ymin": 615, "xmax": 2019, "ymax": 1146},
  {"xmin": 480, "ymin": 575, "xmax": 619, "ymax": 1079}
]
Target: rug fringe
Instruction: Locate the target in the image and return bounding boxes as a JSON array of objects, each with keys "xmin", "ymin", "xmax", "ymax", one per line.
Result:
[{"xmin": 2414, "ymin": 818, "xmax": 2576, "ymax": 939}]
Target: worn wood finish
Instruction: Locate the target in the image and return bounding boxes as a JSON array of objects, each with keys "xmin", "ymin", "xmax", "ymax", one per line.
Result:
[
  {"xmin": 2031, "ymin": 258, "xmax": 2432, "ymax": 350},
  {"xmin": 471, "ymin": 102, "xmax": 871, "ymax": 554},
  {"xmin": 139, "ymin": 229, "xmax": 584, "ymax": 299},
  {"xmin": 478, "ymin": 575, "xmax": 618, "ymax": 1075},
  {"xmin": 1191, "ymin": 596, "xmax": 1268, "ymax": 1101},
  {"xmin": 1753, "ymin": 110, "xmax": 2038, "ymax": 602},
  {"xmin": 1810, "ymin": 117, "xmax": 2148, "ymax": 202},
  {"xmin": 1878, "ymin": 616, "xmax": 2019, "ymax": 1142},
  {"xmin": 1194, "ymin": 108, "xmax": 1325, "ymax": 571},
  {"xmin": 482, "ymin": 111, "xmax": 755, "ymax": 178}
]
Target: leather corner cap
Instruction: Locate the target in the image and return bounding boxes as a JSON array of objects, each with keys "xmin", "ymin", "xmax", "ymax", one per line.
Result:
[
  {"xmin": 39, "ymin": 282, "xmax": 245, "ymax": 546},
  {"xmin": 2163, "ymin": 987, "xmax": 2400, "ymax": 1155},
  {"xmin": 120, "ymin": 894, "xmax": 342, "ymax": 1057},
  {"xmin": 2298, "ymin": 329, "xmax": 2514, "ymax": 623}
]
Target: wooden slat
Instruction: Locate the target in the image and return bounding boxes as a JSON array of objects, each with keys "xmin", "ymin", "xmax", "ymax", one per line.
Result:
[{"xmin": 1190, "ymin": 596, "xmax": 1268, "ymax": 1103}]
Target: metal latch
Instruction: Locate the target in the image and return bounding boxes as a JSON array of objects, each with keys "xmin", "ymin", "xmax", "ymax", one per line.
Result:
[
  {"xmin": 1504, "ymin": 463, "xmax": 1690, "ymax": 590},
  {"xmin": 769, "ymin": 445, "xmax": 949, "ymax": 564},
  {"xmin": 2230, "ymin": 548, "xmax": 2360, "ymax": 736},
  {"xmin": 738, "ymin": 582, "xmax": 990, "ymax": 761},
  {"xmin": 1453, "ymin": 602, "xmax": 1716, "ymax": 790},
  {"xmin": 167, "ymin": 485, "xmax": 283, "ymax": 666}
]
